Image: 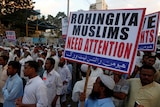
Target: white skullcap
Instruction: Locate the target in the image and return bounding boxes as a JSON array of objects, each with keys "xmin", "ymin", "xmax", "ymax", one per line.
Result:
[
  {"xmin": 23, "ymin": 46, "xmax": 29, "ymax": 50},
  {"xmin": 10, "ymin": 44, "xmax": 15, "ymax": 47},
  {"xmin": 15, "ymin": 48, "xmax": 19, "ymax": 50},
  {"xmin": 99, "ymin": 74, "xmax": 115, "ymax": 90},
  {"xmin": 26, "ymin": 49, "xmax": 30, "ymax": 53},
  {"xmin": 0, "ymin": 46, "xmax": 4, "ymax": 49},
  {"xmin": 36, "ymin": 58, "xmax": 45, "ymax": 64},
  {"xmin": 58, "ymin": 47, "xmax": 64, "ymax": 51},
  {"xmin": 80, "ymin": 64, "xmax": 88, "ymax": 73},
  {"xmin": 151, "ymin": 52, "xmax": 156, "ymax": 56}
]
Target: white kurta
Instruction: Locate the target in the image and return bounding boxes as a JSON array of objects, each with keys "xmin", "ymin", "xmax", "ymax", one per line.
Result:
[
  {"xmin": 43, "ymin": 69, "xmax": 63, "ymax": 107},
  {"xmin": 57, "ymin": 65, "xmax": 72, "ymax": 94},
  {"xmin": 72, "ymin": 77, "xmax": 96, "ymax": 102}
]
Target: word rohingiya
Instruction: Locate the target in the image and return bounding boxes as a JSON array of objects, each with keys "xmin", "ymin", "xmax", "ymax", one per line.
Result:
[
  {"xmin": 66, "ymin": 12, "xmax": 139, "ymax": 59},
  {"xmin": 70, "ymin": 12, "xmax": 139, "ymax": 40}
]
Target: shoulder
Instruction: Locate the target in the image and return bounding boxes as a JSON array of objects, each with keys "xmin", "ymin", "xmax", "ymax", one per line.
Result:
[{"xmin": 153, "ymin": 81, "xmax": 160, "ymax": 88}]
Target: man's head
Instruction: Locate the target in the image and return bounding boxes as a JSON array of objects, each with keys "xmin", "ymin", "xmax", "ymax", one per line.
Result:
[
  {"xmin": 58, "ymin": 57, "xmax": 65, "ymax": 67},
  {"xmin": 139, "ymin": 64, "xmax": 156, "ymax": 86},
  {"xmin": 142, "ymin": 54, "xmax": 149, "ymax": 64},
  {"xmin": 36, "ymin": 58, "xmax": 44, "ymax": 67},
  {"xmin": 44, "ymin": 57, "xmax": 55, "ymax": 72},
  {"xmin": 145, "ymin": 55, "xmax": 156, "ymax": 66},
  {"xmin": 57, "ymin": 48, "xmax": 64, "ymax": 57},
  {"xmin": 7, "ymin": 61, "xmax": 21, "ymax": 76},
  {"xmin": 90, "ymin": 74, "xmax": 115, "ymax": 99},
  {"xmin": 24, "ymin": 61, "xmax": 38, "ymax": 78},
  {"xmin": 80, "ymin": 64, "xmax": 89, "ymax": 77},
  {"xmin": 0, "ymin": 55, "xmax": 9, "ymax": 66},
  {"xmin": 50, "ymin": 50, "xmax": 56, "ymax": 56}
]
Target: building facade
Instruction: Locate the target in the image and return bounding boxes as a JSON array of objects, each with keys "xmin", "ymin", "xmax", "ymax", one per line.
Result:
[{"xmin": 89, "ymin": 0, "xmax": 108, "ymax": 10}]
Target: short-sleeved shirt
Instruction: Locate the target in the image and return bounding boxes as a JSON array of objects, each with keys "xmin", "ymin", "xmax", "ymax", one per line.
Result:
[{"xmin": 22, "ymin": 76, "xmax": 48, "ymax": 107}]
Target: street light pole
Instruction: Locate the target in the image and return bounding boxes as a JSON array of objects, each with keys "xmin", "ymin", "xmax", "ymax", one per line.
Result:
[{"xmin": 67, "ymin": 0, "xmax": 69, "ymax": 17}]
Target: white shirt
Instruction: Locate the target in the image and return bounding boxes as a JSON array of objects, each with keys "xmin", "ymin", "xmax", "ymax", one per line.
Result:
[
  {"xmin": 57, "ymin": 65, "xmax": 72, "ymax": 94},
  {"xmin": 22, "ymin": 76, "xmax": 48, "ymax": 107},
  {"xmin": 43, "ymin": 70, "xmax": 63, "ymax": 107},
  {"xmin": 72, "ymin": 77, "xmax": 96, "ymax": 102}
]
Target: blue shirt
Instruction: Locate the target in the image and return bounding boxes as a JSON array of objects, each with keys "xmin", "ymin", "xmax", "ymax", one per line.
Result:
[
  {"xmin": 85, "ymin": 97, "xmax": 115, "ymax": 107},
  {"xmin": 2, "ymin": 73, "xmax": 23, "ymax": 107}
]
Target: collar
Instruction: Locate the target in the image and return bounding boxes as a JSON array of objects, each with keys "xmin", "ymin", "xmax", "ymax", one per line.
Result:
[
  {"xmin": 9, "ymin": 73, "xmax": 18, "ymax": 81},
  {"xmin": 26, "ymin": 76, "xmax": 38, "ymax": 85},
  {"xmin": 97, "ymin": 98, "xmax": 113, "ymax": 106}
]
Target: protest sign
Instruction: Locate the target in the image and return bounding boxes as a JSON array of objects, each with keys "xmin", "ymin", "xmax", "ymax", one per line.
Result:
[
  {"xmin": 62, "ymin": 17, "xmax": 68, "ymax": 39},
  {"xmin": 6, "ymin": 30, "xmax": 16, "ymax": 41},
  {"xmin": 138, "ymin": 11, "xmax": 160, "ymax": 51},
  {"xmin": 64, "ymin": 8, "xmax": 146, "ymax": 74}
]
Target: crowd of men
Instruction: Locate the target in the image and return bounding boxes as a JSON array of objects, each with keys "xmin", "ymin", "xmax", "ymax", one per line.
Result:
[{"xmin": 0, "ymin": 44, "xmax": 160, "ymax": 107}]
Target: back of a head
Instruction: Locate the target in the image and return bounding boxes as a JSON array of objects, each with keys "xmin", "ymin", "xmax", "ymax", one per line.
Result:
[
  {"xmin": 8, "ymin": 61, "xmax": 21, "ymax": 75},
  {"xmin": 80, "ymin": 64, "xmax": 89, "ymax": 77},
  {"xmin": 25, "ymin": 60, "xmax": 39, "ymax": 72}
]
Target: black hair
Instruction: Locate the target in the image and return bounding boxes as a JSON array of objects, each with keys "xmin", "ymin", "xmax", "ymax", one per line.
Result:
[
  {"xmin": 140, "ymin": 64, "xmax": 157, "ymax": 74},
  {"xmin": 8, "ymin": 61, "xmax": 21, "ymax": 75},
  {"xmin": 25, "ymin": 60, "xmax": 39, "ymax": 72},
  {"xmin": 46, "ymin": 57, "xmax": 55, "ymax": 66},
  {"xmin": 147, "ymin": 55, "xmax": 156, "ymax": 60},
  {"xmin": 41, "ymin": 52, "xmax": 47, "ymax": 57},
  {"xmin": 0, "ymin": 55, "xmax": 9, "ymax": 62}
]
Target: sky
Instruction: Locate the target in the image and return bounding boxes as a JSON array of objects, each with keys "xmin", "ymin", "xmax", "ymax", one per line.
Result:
[{"xmin": 33, "ymin": 0, "xmax": 160, "ymax": 17}]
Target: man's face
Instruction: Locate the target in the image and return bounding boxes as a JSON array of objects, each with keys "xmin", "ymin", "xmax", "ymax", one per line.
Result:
[
  {"xmin": 93, "ymin": 77, "xmax": 101, "ymax": 92},
  {"xmin": 89, "ymin": 77, "xmax": 101, "ymax": 99},
  {"xmin": 146, "ymin": 58, "xmax": 156, "ymax": 66},
  {"xmin": 24, "ymin": 63, "xmax": 32, "ymax": 77},
  {"xmin": 7, "ymin": 65, "xmax": 15, "ymax": 76},
  {"xmin": 140, "ymin": 68, "xmax": 155, "ymax": 86},
  {"xmin": 0, "ymin": 57, "xmax": 4, "ymax": 65},
  {"xmin": 44, "ymin": 60, "xmax": 52, "ymax": 71},
  {"xmin": 58, "ymin": 58, "xmax": 65, "ymax": 67}
]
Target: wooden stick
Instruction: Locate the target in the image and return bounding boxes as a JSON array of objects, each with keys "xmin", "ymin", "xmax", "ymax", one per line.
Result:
[{"xmin": 80, "ymin": 65, "xmax": 91, "ymax": 107}]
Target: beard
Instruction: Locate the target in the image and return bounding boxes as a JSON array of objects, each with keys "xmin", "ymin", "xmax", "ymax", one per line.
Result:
[
  {"xmin": 89, "ymin": 90, "xmax": 100, "ymax": 100},
  {"xmin": 58, "ymin": 63, "xmax": 64, "ymax": 67}
]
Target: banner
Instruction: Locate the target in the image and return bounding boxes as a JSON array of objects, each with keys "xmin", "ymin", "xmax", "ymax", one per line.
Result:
[
  {"xmin": 6, "ymin": 30, "xmax": 16, "ymax": 41},
  {"xmin": 138, "ymin": 11, "xmax": 160, "ymax": 51},
  {"xmin": 62, "ymin": 17, "xmax": 68, "ymax": 39},
  {"xmin": 64, "ymin": 8, "xmax": 146, "ymax": 74}
]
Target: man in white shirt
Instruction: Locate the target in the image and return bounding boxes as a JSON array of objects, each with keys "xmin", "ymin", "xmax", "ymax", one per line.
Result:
[
  {"xmin": 15, "ymin": 61, "xmax": 48, "ymax": 107},
  {"xmin": 57, "ymin": 57, "xmax": 72, "ymax": 107},
  {"xmin": 43, "ymin": 57, "xmax": 63, "ymax": 107},
  {"xmin": 72, "ymin": 64, "xmax": 96, "ymax": 103}
]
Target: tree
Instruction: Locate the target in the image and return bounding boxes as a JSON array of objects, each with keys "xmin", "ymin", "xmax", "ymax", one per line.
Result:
[
  {"xmin": 0, "ymin": 0, "xmax": 36, "ymax": 37},
  {"xmin": 0, "ymin": 0, "xmax": 34, "ymax": 15},
  {"xmin": 47, "ymin": 12, "xmax": 67, "ymax": 37}
]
